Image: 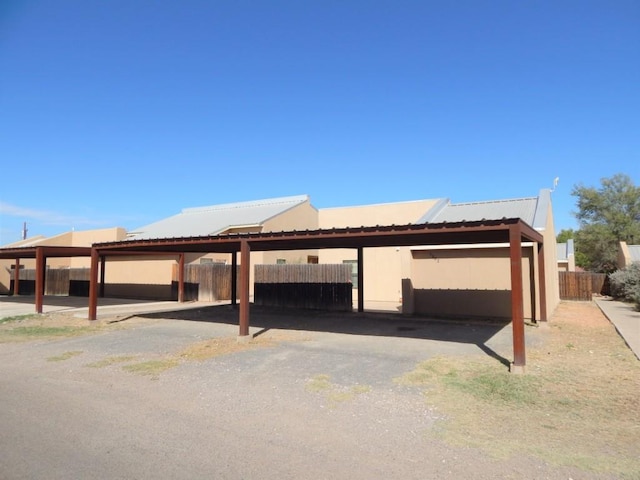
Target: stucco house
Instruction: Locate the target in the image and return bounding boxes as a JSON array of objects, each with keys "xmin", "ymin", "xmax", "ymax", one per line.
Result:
[
  {"xmin": 618, "ymin": 241, "xmax": 640, "ymax": 269},
  {"xmin": 557, "ymin": 239, "xmax": 576, "ymax": 272},
  {"xmin": 0, "ymin": 227, "xmax": 126, "ymax": 295},
  {"xmin": 1, "ymin": 190, "xmax": 560, "ymax": 322}
]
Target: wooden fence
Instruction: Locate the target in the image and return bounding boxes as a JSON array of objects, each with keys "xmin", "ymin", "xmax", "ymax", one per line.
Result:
[
  {"xmin": 559, "ymin": 272, "xmax": 608, "ymax": 301},
  {"xmin": 171, "ymin": 263, "xmax": 239, "ymax": 301},
  {"xmin": 254, "ymin": 264, "xmax": 352, "ymax": 311},
  {"xmin": 10, "ymin": 268, "xmax": 91, "ymax": 296}
]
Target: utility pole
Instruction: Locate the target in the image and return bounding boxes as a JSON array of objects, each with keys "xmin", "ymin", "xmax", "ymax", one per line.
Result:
[{"xmin": 22, "ymin": 222, "xmax": 27, "ymax": 240}]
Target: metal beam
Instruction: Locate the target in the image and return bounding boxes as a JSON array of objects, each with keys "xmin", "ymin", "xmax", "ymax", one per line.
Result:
[
  {"xmin": 178, "ymin": 253, "xmax": 185, "ymax": 302},
  {"xmin": 357, "ymin": 247, "xmax": 364, "ymax": 313},
  {"xmin": 509, "ymin": 224, "xmax": 526, "ymax": 372},
  {"xmin": 35, "ymin": 248, "xmax": 44, "ymax": 314},
  {"xmin": 538, "ymin": 242, "xmax": 548, "ymax": 322},
  {"xmin": 89, "ymin": 249, "xmax": 99, "ymax": 321},
  {"xmin": 13, "ymin": 258, "xmax": 20, "ymax": 295},
  {"xmin": 239, "ymin": 240, "xmax": 250, "ymax": 337}
]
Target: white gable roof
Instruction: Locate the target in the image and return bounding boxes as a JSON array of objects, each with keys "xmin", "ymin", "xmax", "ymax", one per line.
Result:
[{"xmin": 128, "ymin": 195, "xmax": 310, "ymax": 240}]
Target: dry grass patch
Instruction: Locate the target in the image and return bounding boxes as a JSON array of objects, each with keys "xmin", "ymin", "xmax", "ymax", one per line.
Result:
[
  {"xmin": 0, "ymin": 312, "xmax": 111, "ymax": 343},
  {"xmin": 122, "ymin": 359, "xmax": 180, "ymax": 377},
  {"xmin": 306, "ymin": 374, "xmax": 371, "ymax": 407},
  {"xmin": 47, "ymin": 351, "xmax": 84, "ymax": 362},
  {"xmin": 396, "ymin": 301, "xmax": 640, "ymax": 477},
  {"xmin": 85, "ymin": 355, "xmax": 139, "ymax": 368}
]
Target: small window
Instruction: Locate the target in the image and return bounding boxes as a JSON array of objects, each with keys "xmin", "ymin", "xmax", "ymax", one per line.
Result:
[
  {"xmin": 276, "ymin": 259, "xmax": 286, "ymax": 264},
  {"xmin": 307, "ymin": 255, "xmax": 319, "ymax": 264}
]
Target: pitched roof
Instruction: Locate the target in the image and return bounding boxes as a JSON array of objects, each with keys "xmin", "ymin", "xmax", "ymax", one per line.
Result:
[
  {"xmin": 557, "ymin": 239, "xmax": 574, "ymax": 262},
  {"xmin": 419, "ymin": 189, "xmax": 551, "ymax": 230},
  {"xmin": 127, "ymin": 195, "xmax": 310, "ymax": 240}
]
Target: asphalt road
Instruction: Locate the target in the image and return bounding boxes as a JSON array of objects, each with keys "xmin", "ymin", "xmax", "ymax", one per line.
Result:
[{"xmin": 0, "ymin": 312, "xmax": 605, "ymax": 480}]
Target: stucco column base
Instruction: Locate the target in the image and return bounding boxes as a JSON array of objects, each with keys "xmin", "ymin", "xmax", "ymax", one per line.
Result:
[
  {"xmin": 509, "ymin": 363, "xmax": 526, "ymax": 374},
  {"xmin": 237, "ymin": 334, "xmax": 254, "ymax": 344}
]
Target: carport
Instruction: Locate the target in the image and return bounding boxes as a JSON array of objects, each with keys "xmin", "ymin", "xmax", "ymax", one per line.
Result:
[
  {"xmin": 89, "ymin": 218, "xmax": 546, "ymax": 372},
  {"xmin": 0, "ymin": 246, "xmax": 92, "ymax": 314}
]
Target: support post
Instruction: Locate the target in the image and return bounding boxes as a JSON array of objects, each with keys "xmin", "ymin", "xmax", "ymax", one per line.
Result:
[
  {"xmin": 509, "ymin": 224, "xmax": 526, "ymax": 373},
  {"xmin": 35, "ymin": 248, "xmax": 44, "ymax": 314},
  {"xmin": 99, "ymin": 256, "xmax": 106, "ymax": 298},
  {"xmin": 357, "ymin": 246, "xmax": 364, "ymax": 313},
  {"xmin": 178, "ymin": 253, "xmax": 185, "ymax": 303},
  {"xmin": 231, "ymin": 251, "xmax": 238, "ymax": 306},
  {"xmin": 89, "ymin": 249, "xmax": 100, "ymax": 320},
  {"xmin": 537, "ymin": 242, "xmax": 548, "ymax": 322},
  {"xmin": 238, "ymin": 240, "xmax": 251, "ymax": 338},
  {"xmin": 14, "ymin": 258, "xmax": 20, "ymax": 295}
]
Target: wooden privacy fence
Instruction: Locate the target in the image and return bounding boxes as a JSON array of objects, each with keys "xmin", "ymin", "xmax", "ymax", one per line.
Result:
[
  {"xmin": 171, "ymin": 263, "xmax": 239, "ymax": 301},
  {"xmin": 10, "ymin": 268, "xmax": 91, "ymax": 296},
  {"xmin": 254, "ymin": 264, "xmax": 353, "ymax": 311},
  {"xmin": 559, "ymin": 272, "xmax": 608, "ymax": 301}
]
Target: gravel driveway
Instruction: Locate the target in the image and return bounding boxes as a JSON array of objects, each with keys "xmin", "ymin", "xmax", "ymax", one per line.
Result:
[{"xmin": 0, "ymin": 306, "xmax": 611, "ymax": 479}]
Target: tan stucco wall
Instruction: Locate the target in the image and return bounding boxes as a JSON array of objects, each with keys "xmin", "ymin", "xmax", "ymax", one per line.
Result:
[
  {"xmin": 316, "ymin": 200, "xmax": 438, "ymax": 304},
  {"xmin": 261, "ymin": 199, "xmax": 319, "ymax": 265},
  {"xmin": 541, "ymin": 202, "xmax": 560, "ymax": 316},
  {"xmin": 618, "ymin": 241, "xmax": 631, "ymax": 269},
  {"xmin": 408, "ymin": 246, "xmax": 535, "ymax": 320},
  {"xmin": 0, "ymin": 227, "xmax": 126, "ymax": 295},
  {"xmin": 318, "ymin": 199, "xmax": 438, "ymax": 228}
]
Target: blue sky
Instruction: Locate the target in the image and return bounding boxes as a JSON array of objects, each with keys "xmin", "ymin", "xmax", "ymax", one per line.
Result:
[{"xmin": 1, "ymin": 0, "xmax": 638, "ymax": 244}]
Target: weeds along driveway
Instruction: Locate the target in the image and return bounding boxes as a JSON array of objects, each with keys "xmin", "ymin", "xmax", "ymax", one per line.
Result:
[{"xmin": 0, "ymin": 304, "xmax": 634, "ymax": 480}]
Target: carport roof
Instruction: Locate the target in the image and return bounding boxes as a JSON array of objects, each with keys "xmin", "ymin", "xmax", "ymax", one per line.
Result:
[
  {"xmin": 0, "ymin": 246, "xmax": 92, "ymax": 259},
  {"xmin": 94, "ymin": 217, "xmax": 543, "ymax": 254}
]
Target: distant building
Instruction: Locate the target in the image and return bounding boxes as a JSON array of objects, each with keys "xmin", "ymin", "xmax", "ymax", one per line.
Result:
[{"xmin": 618, "ymin": 241, "xmax": 640, "ymax": 269}]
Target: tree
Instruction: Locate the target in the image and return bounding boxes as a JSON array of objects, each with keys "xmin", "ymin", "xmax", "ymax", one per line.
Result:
[
  {"xmin": 556, "ymin": 228, "xmax": 575, "ymax": 243},
  {"xmin": 572, "ymin": 174, "xmax": 640, "ymax": 272}
]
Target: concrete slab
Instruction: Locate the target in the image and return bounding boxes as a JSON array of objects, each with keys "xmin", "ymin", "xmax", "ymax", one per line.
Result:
[
  {"xmin": 594, "ymin": 297, "xmax": 640, "ymax": 360},
  {"xmin": 0, "ymin": 295, "xmax": 222, "ymax": 321}
]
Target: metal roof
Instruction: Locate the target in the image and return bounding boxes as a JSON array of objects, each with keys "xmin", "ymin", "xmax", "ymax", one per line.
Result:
[
  {"xmin": 418, "ymin": 192, "xmax": 547, "ymax": 229},
  {"xmin": 127, "ymin": 195, "xmax": 310, "ymax": 240},
  {"xmin": 556, "ymin": 239, "xmax": 574, "ymax": 262}
]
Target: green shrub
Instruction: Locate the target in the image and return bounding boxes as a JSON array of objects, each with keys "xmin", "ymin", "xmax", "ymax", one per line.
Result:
[{"xmin": 609, "ymin": 263, "xmax": 640, "ymax": 310}]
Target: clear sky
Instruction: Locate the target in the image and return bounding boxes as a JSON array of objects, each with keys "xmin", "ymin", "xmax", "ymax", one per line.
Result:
[{"xmin": 1, "ymin": 0, "xmax": 638, "ymax": 244}]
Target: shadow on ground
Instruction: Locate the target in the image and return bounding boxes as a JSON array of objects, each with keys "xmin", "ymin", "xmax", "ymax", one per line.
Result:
[{"xmin": 141, "ymin": 304, "xmax": 513, "ymax": 367}]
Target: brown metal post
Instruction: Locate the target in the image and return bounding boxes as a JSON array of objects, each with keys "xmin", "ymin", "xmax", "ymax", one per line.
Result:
[
  {"xmin": 89, "ymin": 249, "xmax": 100, "ymax": 320},
  {"xmin": 231, "ymin": 252, "xmax": 237, "ymax": 306},
  {"xmin": 13, "ymin": 258, "xmax": 20, "ymax": 295},
  {"xmin": 178, "ymin": 253, "xmax": 185, "ymax": 302},
  {"xmin": 537, "ymin": 242, "xmax": 548, "ymax": 322},
  {"xmin": 239, "ymin": 240, "xmax": 250, "ymax": 336},
  {"xmin": 357, "ymin": 246, "xmax": 364, "ymax": 313},
  {"xmin": 99, "ymin": 256, "xmax": 106, "ymax": 298},
  {"xmin": 509, "ymin": 225, "xmax": 526, "ymax": 371},
  {"xmin": 35, "ymin": 248, "xmax": 44, "ymax": 314}
]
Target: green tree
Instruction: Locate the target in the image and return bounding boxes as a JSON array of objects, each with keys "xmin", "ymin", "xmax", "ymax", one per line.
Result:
[
  {"xmin": 572, "ymin": 173, "xmax": 640, "ymax": 272},
  {"xmin": 556, "ymin": 228, "xmax": 575, "ymax": 243}
]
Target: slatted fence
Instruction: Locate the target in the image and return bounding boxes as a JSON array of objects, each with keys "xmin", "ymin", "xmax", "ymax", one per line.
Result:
[
  {"xmin": 9, "ymin": 268, "xmax": 91, "ymax": 296},
  {"xmin": 254, "ymin": 264, "xmax": 352, "ymax": 311},
  {"xmin": 559, "ymin": 272, "xmax": 608, "ymax": 301},
  {"xmin": 171, "ymin": 263, "xmax": 239, "ymax": 301}
]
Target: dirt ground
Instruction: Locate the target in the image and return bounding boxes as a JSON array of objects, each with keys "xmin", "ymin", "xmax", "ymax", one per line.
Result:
[{"xmin": 0, "ymin": 301, "xmax": 638, "ymax": 479}]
